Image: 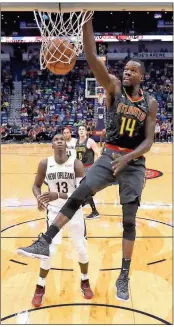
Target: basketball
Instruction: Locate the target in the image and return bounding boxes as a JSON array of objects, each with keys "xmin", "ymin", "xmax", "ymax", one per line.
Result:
[{"xmin": 45, "ymin": 38, "xmax": 76, "ymax": 75}]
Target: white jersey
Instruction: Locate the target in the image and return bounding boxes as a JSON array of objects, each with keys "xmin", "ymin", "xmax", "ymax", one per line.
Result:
[
  {"xmin": 46, "ymin": 155, "xmax": 77, "ymax": 210},
  {"xmin": 66, "ymin": 138, "xmax": 77, "ymax": 158}
]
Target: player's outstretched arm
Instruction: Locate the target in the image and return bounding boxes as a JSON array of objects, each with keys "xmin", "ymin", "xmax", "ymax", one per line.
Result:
[
  {"xmin": 83, "ymin": 17, "xmax": 119, "ymax": 95},
  {"xmin": 88, "ymin": 138, "xmax": 101, "ymax": 159},
  {"xmin": 74, "ymin": 159, "xmax": 85, "ymax": 180},
  {"xmin": 32, "ymin": 159, "xmax": 48, "ymax": 211}
]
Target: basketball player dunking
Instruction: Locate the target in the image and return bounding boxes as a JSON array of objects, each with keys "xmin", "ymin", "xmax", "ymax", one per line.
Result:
[
  {"xmin": 17, "ymin": 16, "xmax": 158, "ymax": 301},
  {"xmin": 30, "ymin": 134, "xmax": 93, "ymax": 306},
  {"xmin": 76, "ymin": 125, "xmax": 100, "ymax": 219}
]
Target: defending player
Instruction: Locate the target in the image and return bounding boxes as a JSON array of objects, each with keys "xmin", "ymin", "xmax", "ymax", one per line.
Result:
[
  {"xmin": 30, "ymin": 134, "xmax": 93, "ymax": 307},
  {"xmin": 76, "ymin": 125, "xmax": 100, "ymax": 219},
  {"xmin": 63, "ymin": 127, "xmax": 77, "ymax": 158},
  {"xmin": 63, "ymin": 125, "xmax": 100, "ymax": 219}
]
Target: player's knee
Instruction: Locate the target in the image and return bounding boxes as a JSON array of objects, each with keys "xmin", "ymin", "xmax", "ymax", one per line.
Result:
[
  {"xmin": 77, "ymin": 247, "xmax": 88, "ymax": 264},
  {"xmin": 60, "ymin": 180, "xmax": 92, "ymax": 219},
  {"xmin": 122, "ymin": 200, "xmax": 139, "ymax": 241},
  {"xmin": 123, "ymin": 222, "xmax": 136, "ymax": 241},
  {"xmin": 74, "ymin": 239, "xmax": 88, "ymax": 264}
]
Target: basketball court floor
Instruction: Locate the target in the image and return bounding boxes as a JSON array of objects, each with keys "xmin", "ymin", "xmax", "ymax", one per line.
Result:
[{"xmin": 1, "ymin": 143, "xmax": 172, "ymax": 324}]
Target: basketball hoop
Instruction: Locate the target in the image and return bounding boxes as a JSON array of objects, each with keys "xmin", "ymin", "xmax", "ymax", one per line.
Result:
[{"xmin": 34, "ymin": 9, "xmax": 94, "ymax": 69}]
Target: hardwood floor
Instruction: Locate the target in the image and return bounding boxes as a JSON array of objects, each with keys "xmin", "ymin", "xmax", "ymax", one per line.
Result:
[{"xmin": 1, "ymin": 143, "xmax": 172, "ymax": 324}]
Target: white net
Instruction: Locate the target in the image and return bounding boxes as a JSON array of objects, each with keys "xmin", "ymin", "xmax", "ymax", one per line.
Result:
[{"xmin": 34, "ymin": 10, "xmax": 94, "ymax": 70}]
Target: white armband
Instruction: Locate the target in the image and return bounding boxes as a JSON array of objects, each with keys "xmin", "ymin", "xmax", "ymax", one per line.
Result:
[{"xmin": 76, "ymin": 177, "xmax": 83, "ymax": 188}]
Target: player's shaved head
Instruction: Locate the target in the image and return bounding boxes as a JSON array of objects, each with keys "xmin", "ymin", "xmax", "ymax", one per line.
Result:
[{"xmin": 126, "ymin": 59, "xmax": 145, "ymax": 75}]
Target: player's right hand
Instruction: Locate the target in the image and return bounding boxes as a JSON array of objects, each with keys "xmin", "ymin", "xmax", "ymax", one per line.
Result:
[
  {"xmin": 39, "ymin": 192, "xmax": 58, "ymax": 204},
  {"xmin": 37, "ymin": 195, "xmax": 47, "ymax": 211},
  {"xmin": 111, "ymin": 153, "xmax": 129, "ymax": 176}
]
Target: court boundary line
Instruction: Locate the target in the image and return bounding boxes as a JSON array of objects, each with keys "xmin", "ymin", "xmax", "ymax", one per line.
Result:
[
  {"xmin": 147, "ymin": 259, "xmax": 167, "ymax": 265},
  {"xmin": 2, "ymin": 202, "xmax": 172, "ymax": 209},
  {"xmin": 1, "ymin": 303, "xmax": 172, "ymax": 324},
  {"xmin": 1, "ymin": 214, "xmax": 173, "ymax": 234},
  {"xmin": 1, "ymin": 236, "xmax": 172, "ymax": 239},
  {"xmin": 8, "ymin": 260, "xmax": 74, "ymax": 271}
]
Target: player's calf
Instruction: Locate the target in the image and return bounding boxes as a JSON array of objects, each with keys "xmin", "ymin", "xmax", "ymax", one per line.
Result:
[{"xmin": 116, "ymin": 200, "xmax": 138, "ymax": 301}]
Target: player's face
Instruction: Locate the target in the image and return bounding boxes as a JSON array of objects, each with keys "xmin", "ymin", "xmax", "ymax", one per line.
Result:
[
  {"xmin": 63, "ymin": 129, "xmax": 71, "ymax": 141},
  {"xmin": 52, "ymin": 134, "xmax": 66, "ymax": 152},
  {"xmin": 123, "ymin": 61, "xmax": 143, "ymax": 87},
  {"xmin": 78, "ymin": 126, "xmax": 87, "ymax": 137}
]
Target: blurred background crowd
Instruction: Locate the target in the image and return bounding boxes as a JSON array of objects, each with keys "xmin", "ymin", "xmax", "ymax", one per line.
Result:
[{"xmin": 1, "ymin": 10, "xmax": 173, "ymax": 143}]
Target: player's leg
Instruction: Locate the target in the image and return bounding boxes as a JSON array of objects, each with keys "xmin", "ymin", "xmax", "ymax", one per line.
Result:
[
  {"xmin": 167, "ymin": 131, "xmax": 171, "ymax": 142},
  {"xmin": 67, "ymin": 208, "xmax": 93, "ymax": 299},
  {"xmin": 45, "ymin": 152, "xmax": 114, "ymax": 236},
  {"xmin": 32, "ymin": 251, "xmax": 52, "ymax": 307},
  {"xmin": 156, "ymin": 132, "xmax": 159, "ymax": 142},
  {"xmin": 17, "ymin": 153, "xmax": 115, "ymax": 259},
  {"xmin": 115, "ymin": 158, "xmax": 146, "ymax": 301},
  {"xmin": 85, "ymin": 196, "xmax": 100, "ymax": 220},
  {"xmin": 84, "ymin": 166, "xmax": 100, "ymax": 220},
  {"xmin": 32, "ymin": 210, "xmax": 62, "ymax": 307}
]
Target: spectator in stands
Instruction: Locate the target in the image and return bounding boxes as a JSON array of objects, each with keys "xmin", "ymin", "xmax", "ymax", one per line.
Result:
[
  {"xmin": 1, "ymin": 125, "xmax": 9, "ymax": 141},
  {"xmin": 161, "ymin": 110, "xmax": 167, "ymax": 121},
  {"xmin": 154, "ymin": 122, "xmax": 161, "ymax": 142},
  {"xmin": 160, "ymin": 122, "xmax": 167, "ymax": 142},
  {"xmin": 166, "ymin": 120, "xmax": 172, "ymax": 142},
  {"xmin": 98, "ymin": 44, "xmax": 106, "ymax": 55},
  {"xmin": 1, "ymin": 100, "xmax": 9, "ymax": 112}
]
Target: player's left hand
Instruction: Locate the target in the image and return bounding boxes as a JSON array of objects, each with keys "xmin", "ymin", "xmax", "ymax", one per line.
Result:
[
  {"xmin": 39, "ymin": 192, "xmax": 58, "ymax": 205},
  {"xmin": 111, "ymin": 153, "xmax": 129, "ymax": 176}
]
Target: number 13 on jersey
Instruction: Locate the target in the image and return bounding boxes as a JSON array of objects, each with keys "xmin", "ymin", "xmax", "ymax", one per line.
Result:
[{"xmin": 120, "ymin": 117, "xmax": 136, "ymax": 137}]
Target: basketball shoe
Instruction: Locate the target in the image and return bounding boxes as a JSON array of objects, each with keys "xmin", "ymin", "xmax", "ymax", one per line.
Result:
[
  {"xmin": 17, "ymin": 234, "xmax": 50, "ymax": 260},
  {"xmin": 32, "ymin": 285, "xmax": 45, "ymax": 307},
  {"xmin": 81, "ymin": 279, "xmax": 93, "ymax": 299},
  {"xmin": 86, "ymin": 210, "xmax": 100, "ymax": 220},
  {"xmin": 115, "ymin": 272, "xmax": 129, "ymax": 301}
]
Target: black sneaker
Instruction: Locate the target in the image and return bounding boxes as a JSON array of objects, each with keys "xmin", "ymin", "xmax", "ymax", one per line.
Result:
[
  {"xmin": 116, "ymin": 273, "xmax": 129, "ymax": 301},
  {"xmin": 17, "ymin": 234, "xmax": 50, "ymax": 260},
  {"xmin": 86, "ymin": 211, "xmax": 100, "ymax": 220}
]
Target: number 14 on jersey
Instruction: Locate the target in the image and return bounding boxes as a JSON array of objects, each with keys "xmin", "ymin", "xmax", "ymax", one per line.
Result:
[{"xmin": 120, "ymin": 117, "xmax": 136, "ymax": 137}]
